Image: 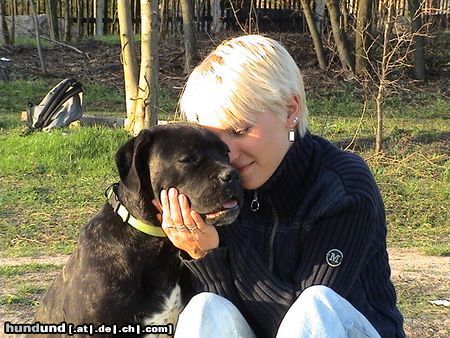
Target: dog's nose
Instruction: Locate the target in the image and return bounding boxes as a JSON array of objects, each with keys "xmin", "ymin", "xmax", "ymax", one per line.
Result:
[{"xmin": 218, "ymin": 169, "xmax": 240, "ymax": 183}]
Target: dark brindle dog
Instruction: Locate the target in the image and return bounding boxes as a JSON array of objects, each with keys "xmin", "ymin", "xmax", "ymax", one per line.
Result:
[{"xmin": 34, "ymin": 124, "xmax": 243, "ymax": 337}]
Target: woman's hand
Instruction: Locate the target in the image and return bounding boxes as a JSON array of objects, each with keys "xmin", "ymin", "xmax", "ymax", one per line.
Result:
[{"xmin": 152, "ymin": 188, "xmax": 219, "ymax": 259}]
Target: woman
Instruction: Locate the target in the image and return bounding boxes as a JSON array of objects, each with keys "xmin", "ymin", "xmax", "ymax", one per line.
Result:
[{"xmin": 156, "ymin": 35, "xmax": 405, "ymax": 337}]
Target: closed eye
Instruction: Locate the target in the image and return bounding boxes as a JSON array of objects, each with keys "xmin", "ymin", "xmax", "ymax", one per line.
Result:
[
  {"xmin": 230, "ymin": 126, "xmax": 251, "ymax": 137},
  {"xmin": 178, "ymin": 156, "xmax": 198, "ymax": 164}
]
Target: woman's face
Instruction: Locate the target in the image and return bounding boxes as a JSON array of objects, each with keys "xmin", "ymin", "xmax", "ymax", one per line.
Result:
[{"xmin": 201, "ymin": 102, "xmax": 298, "ymax": 190}]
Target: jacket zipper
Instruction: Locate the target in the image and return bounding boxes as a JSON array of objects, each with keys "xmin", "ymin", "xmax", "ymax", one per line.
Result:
[
  {"xmin": 251, "ymin": 191, "xmax": 279, "ymax": 272},
  {"xmin": 268, "ymin": 197, "xmax": 279, "ymax": 273},
  {"xmin": 250, "ymin": 191, "xmax": 260, "ymax": 211}
]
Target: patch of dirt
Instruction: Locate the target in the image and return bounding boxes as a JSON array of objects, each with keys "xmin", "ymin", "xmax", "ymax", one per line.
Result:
[
  {"xmin": 0, "ymin": 254, "xmax": 69, "ymax": 267},
  {"xmin": 1, "ymin": 248, "xmax": 448, "ymax": 337},
  {"xmin": 388, "ymin": 248, "xmax": 449, "ymax": 337}
]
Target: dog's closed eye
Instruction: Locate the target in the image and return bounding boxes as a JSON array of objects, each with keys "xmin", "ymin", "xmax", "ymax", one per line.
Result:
[{"xmin": 178, "ymin": 156, "xmax": 199, "ymax": 164}]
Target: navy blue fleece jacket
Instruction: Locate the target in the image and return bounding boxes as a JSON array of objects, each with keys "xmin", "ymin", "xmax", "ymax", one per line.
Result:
[{"xmin": 182, "ymin": 131, "xmax": 405, "ymax": 338}]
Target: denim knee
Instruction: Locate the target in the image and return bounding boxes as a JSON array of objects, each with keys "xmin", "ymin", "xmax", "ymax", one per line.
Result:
[
  {"xmin": 277, "ymin": 286, "xmax": 381, "ymax": 338},
  {"xmin": 184, "ymin": 292, "xmax": 222, "ymax": 310},
  {"xmin": 175, "ymin": 292, "xmax": 255, "ymax": 338}
]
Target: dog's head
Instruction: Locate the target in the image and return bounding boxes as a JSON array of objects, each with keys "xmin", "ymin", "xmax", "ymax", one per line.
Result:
[{"xmin": 115, "ymin": 124, "xmax": 243, "ymax": 226}]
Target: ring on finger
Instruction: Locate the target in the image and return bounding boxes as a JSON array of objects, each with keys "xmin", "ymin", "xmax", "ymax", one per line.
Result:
[
  {"xmin": 175, "ymin": 225, "xmax": 188, "ymax": 231},
  {"xmin": 186, "ymin": 225, "xmax": 197, "ymax": 231}
]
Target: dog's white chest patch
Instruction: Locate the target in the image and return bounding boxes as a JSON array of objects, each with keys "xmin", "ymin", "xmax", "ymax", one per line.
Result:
[{"xmin": 143, "ymin": 283, "xmax": 183, "ymax": 337}]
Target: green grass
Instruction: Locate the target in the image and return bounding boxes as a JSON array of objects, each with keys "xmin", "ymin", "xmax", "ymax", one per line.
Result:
[
  {"xmin": 0, "ymin": 127, "xmax": 130, "ymax": 256},
  {"xmin": 8, "ymin": 37, "xmax": 54, "ymax": 48},
  {"xmin": 10, "ymin": 35, "xmax": 127, "ymax": 47},
  {"xmin": 0, "ymin": 284, "xmax": 44, "ymax": 306},
  {"xmin": 0, "ymin": 263, "xmax": 61, "ymax": 277},
  {"xmin": 0, "ymin": 264, "xmax": 61, "ymax": 308}
]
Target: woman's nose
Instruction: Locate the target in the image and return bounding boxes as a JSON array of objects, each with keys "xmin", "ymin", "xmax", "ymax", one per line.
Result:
[
  {"xmin": 222, "ymin": 137, "xmax": 239, "ymax": 163},
  {"xmin": 228, "ymin": 147, "xmax": 239, "ymax": 162}
]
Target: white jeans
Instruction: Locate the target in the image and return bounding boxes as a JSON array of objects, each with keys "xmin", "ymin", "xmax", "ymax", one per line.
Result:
[{"xmin": 174, "ymin": 285, "xmax": 381, "ymax": 338}]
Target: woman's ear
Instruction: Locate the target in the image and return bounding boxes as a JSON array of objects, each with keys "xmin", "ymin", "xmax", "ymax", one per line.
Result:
[{"xmin": 286, "ymin": 95, "xmax": 300, "ymax": 128}]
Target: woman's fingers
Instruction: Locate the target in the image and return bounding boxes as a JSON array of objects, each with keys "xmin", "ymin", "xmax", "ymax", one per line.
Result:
[
  {"xmin": 159, "ymin": 187, "xmax": 219, "ymax": 258},
  {"xmin": 168, "ymin": 188, "xmax": 183, "ymax": 226},
  {"xmin": 179, "ymin": 194, "xmax": 196, "ymax": 230},
  {"xmin": 190, "ymin": 210, "xmax": 208, "ymax": 232},
  {"xmin": 160, "ymin": 189, "xmax": 173, "ymax": 226}
]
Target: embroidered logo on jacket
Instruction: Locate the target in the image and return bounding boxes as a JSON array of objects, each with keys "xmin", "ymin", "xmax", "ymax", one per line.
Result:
[{"xmin": 326, "ymin": 249, "xmax": 343, "ymax": 267}]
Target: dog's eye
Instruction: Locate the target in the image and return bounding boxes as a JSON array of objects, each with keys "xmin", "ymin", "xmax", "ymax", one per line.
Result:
[{"xmin": 179, "ymin": 156, "xmax": 198, "ymax": 164}]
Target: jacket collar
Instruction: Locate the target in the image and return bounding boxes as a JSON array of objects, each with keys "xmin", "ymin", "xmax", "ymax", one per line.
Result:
[{"xmin": 246, "ymin": 130, "xmax": 318, "ymax": 218}]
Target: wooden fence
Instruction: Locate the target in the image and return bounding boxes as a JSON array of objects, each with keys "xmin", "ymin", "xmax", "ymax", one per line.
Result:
[{"xmin": 2, "ymin": 0, "xmax": 449, "ymax": 36}]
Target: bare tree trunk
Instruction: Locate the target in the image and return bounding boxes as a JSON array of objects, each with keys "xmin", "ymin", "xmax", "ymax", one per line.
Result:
[
  {"xmin": 408, "ymin": 0, "xmax": 426, "ymax": 80},
  {"xmin": 325, "ymin": 0, "xmax": 354, "ymax": 73},
  {"xmin": 63, "ymin": 0, "xmax": 71, "ymax": 42},
  {"xmin": 211, "ymin": 0, "xmax": 221, "ymax": 33},
  {"xmin": 46, "ymin": 0, "xmax": 59, "ymax": 41},
  {"xmin": 134, "ymin": 0, "xmax": 160, "ymax": 134},
  {"xmin": 95, "ymin": 0, "xmax": 105, "ymax": 36},
  {"xmin": 375, "ymin": 86, "xmax": 384, "ymax": 154},
  {"xmin": 180, "ymin": 0, "xmax": 199, "ymax": 73},
  {"xmin": 375, "ymin": 3, "xmax": 394, "ymax": 154},
  {"xmin": 314, "ymin": 0, "xmax": 326, "ymax": 34},
  {"xmin": 355, "ymin": 0, "xmax": 372, "ymax": 75},
  {"xmin": 0, "ymin": 0, "xmax": 11, "ymax": 45},
  {"xmin": 76, "ymin": 0, "xmax": 83, "ymax": 40},
  {"xmin": 300, "ymin": 0, "xmax": 327, "ymax": 69},
  {"xmin": 10, "ymin": 0, "xmax": 16, "ymax": 45},
  {"xmin": 118, "ymin": 0, "xmax": 139, "ymax": 133},
  {"xmin": 29, "ymin": 0, "xmax": 48, "ymax": 76},
  {"xmin": 160, "ymin": 0, "xmax": 168, "ymax": 39},
  {"xmin": 171, "ymin": 0, "xmax": 178, "ymax": 35},
  {"xmin": 341, "ymin": 0, "xmax": 350, "ymax": 34},
  {"xmin": 146, "ymin": 0, "xmax": 160, "ymax": 128}
]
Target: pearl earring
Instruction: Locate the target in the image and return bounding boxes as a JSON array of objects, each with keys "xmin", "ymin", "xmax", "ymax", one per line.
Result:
[{"xmin": 288, "ymin": 117, "xmax": 299, "ymax": 142}]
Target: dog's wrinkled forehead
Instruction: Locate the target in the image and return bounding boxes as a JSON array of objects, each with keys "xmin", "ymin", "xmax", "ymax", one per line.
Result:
[{"xmin": 152, "ymin": 124, "xmax": 229, "ymax": 161}]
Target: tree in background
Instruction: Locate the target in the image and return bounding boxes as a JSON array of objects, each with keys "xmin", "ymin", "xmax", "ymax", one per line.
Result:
[
  {"xmin": 76, "ymin": 0, "xmax": 83, "ymax": 40},
  {"xmin": 118, "ymin": 0, "xmax": 138, "ymax": 132},
  {"xmin": 63, "ymin": 0, "xmax": 72, "ymax": 42},
  {"xmin": 160, "ymin": 0, "xmax": 169, "ymax": 39},
  {"xmin": 180, "ymin": 0, "xmax": 199, "ymax": 72},
  {"xmin": 408, "ymin": 0, "xmax": 426, "ymax": 80},
  {"xmin": 0, "ymin": 0, "xmax": 11, "ymax": 46},
  {"xmin": 29, "ymin": 0, "xmax": 48, "ymax": 76},
  {"xmin": 325, "ymin": 0, "xmax": 354, "ymax": 73},
  {"xmin": 96, "ymin": 0, "xmax": 105, "ymax": 36},
  {"xmin": 210, "ymin": 0, "xmax": 221, "ymax": 33},
  {"xmin": 300, "ymin": 0, "xmax": 327, "ymax": 70},
  {"xmin": 118, "ymin": 0, "xmax": 160, "ymax": 135},
  {"xmin": 355, "ymin": 0, "xmax": 373, "ymax": 75},
  {"xmin": 358, "ymin": 0, "xmax": 429, "ymax": 153},
  {"xmin": 46, "ymin": 0, "xmax": 59, "ymax": 41}
]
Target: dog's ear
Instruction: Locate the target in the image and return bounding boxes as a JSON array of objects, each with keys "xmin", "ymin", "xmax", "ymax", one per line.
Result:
[{"xmin": 115, "ymin": 129, "xmax": 153, "ymax": 195}]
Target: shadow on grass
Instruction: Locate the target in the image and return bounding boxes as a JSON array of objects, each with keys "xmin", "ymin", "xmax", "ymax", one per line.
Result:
[{"xmin": 335, "ymin": 131, "xmax": 450, "ymax": 152}]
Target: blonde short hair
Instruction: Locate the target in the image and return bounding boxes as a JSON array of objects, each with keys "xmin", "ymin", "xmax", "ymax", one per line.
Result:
[{"xmin": 178, "ymin": 35, "xmax": 309, "ymax": 137}]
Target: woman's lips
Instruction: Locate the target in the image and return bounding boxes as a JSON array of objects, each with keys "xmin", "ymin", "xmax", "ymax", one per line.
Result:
[{"xmin": 236, "ymin": 162, "xmax": 255, "ymax": 175}]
